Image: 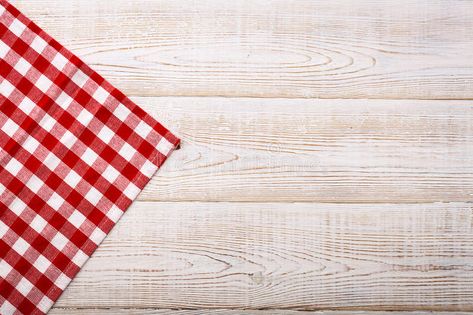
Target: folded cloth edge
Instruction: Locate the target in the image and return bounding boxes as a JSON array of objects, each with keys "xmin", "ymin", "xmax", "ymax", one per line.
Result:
[{"xmin": 0, "ymin": 1, "xmax": 180, "ymax": 314}]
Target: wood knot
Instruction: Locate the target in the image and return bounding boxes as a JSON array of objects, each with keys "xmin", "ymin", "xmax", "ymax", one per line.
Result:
[{"xmin": 249, "ymin": 271, "xmax": 264, "ymax": 285}]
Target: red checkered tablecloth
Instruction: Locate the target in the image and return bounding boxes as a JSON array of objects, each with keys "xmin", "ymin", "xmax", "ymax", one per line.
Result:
[{"xmin": 0, "ymin": 1, "xmax": 180, "ymax": 314}]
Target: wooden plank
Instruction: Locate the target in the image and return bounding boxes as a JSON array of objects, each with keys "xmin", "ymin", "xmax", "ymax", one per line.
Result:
[
  {"xmin": 132, "ymin": 97, "xmax": 473, "ymax": 203},
  {"xmin": 49, "ymin": 309, "xmax": 473, "ymax": 315},
  {"xmin": 12, "ymin": 0, "xmax": 473, "ymax": 99},
  {"xmin": 55, "ymin": 202, "xmax": 473, "ymax": 311}
]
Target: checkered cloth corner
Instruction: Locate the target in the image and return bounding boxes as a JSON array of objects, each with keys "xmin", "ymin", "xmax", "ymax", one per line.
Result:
[{"xmin": 0, "ymin": 1, "xmax": 180, "ymax": 314}]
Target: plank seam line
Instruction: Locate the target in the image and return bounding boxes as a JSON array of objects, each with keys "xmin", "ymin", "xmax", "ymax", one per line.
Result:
[
  {"xmin": 50, "ymin": 307, "xmax": 473, "ymax": 313},
  {"xmin": 136, "ymin": 200, "xmax": 473, "ymax": 205},
  {"xmin": 129, "ymin": 95, "xmax": 473, "ymax": 101}
]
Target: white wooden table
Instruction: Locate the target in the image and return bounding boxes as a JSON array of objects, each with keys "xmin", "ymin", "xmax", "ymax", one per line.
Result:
[{"xmin": 14, "ymin": 0, "xmax": 473, "ymax": 314}]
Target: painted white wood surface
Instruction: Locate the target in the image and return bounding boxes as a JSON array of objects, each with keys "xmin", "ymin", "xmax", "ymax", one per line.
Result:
[
  {"xmin": 53, "ymin": 202, "xmax": 473, "ymax": 311},
  {"xmin": 10, "ymin": 0, "xmax": 473, "ymax": 313},
  {"xmin": 13, "ymin": 0, "xmax": 473, "ymax": 99},
  {"xmin": 133, "ymin": 97, "xmax": 473, "ymax": 203}
]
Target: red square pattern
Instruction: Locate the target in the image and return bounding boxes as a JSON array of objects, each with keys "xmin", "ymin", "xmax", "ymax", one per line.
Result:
[{"xmin": 0, "ymin": 1, "xmax": 180, "ymax": 314}]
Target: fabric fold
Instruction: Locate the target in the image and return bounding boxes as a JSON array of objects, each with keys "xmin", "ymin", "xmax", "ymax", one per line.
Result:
[{"xmin": 0, "ymin": 1, "xmax": 180, "ymax": 314}]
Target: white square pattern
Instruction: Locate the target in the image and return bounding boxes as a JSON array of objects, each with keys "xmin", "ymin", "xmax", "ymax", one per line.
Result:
[
  {"xmin": 0, "ymin": 221, "xmax": 8, "ymax": 239},
  {"xmin": 60, "ymin": 130, "xmax": 77, "ymax": 149},
  {"xmin": 36, "ymin": 74, "xmax": 53, "ymax": 93},
  {"xmin": 107, "ymin": 205, "xmax": 123, "ymax": 223},
  {"xmin": 18, "ymin": 97, "xmax": 36, "ymax": 115},
  {"xmin": 9, "ymin": 19, "xmax": 26, "ymax": 37},
  {"xmin": 30, "ymin": 215, "xmax": 48, "ymax": 233},
  {"xmin": 85, "ymin": 187, "xmax": 102, "ymax": 206},
  {"xmin": 47, "ymin": 192, "xmax": 65, "ymax": 211},
  {"xmin": 0, "ymin": 301, "xmax": 16, "ymax": 315},
  {"xmin": 102, "ymin": 164, "xmax": 120, "ymax": 183},
  {"xmin": 93, "ymin": 86, "xmax": 109, "ymax": 104},
  {"xmin": 135, "ymin": 121, "xmax": 153, "ymax": 139},
  {"xmin": 37, "ymin": 296, "xmax": 54, "ymax": 313},
  {"xmin": 71, "ymin": 70, "xmax": 88, "ymax": 88},
  {"xmin": 16, "ymin": 277, "xmax": 34, "ymax": 297},
  {"xmin": 51, "ymin": 53, "xmax": 68, "ymax": 71},
  {"xmin": 15, "ymin": 57, "xmax": 31, "ymax": 76},
  {"xmin": 119, "ymin": 142, "xmax": 136, "ymax": 160},
  {"xmin": 157, "ymin": 137, "xmax": 173, "ymax": 156},
  {"xmin": 26, "ymin": 175, "xmax": 44, "ymax": 194},
  {"xmin": 55, "ymin": 91, "xmax": 73, "ymax": 110},
  {"xmin": 5, "ymin": 158, "xmax": 23, "ymax": 176},
  {"xmin": 44, "ymin": 152, "xmax": 61, "ymax": 171},
  {"xmin": 54, "ymin": 273, "xmax": 71, "ymax": 290},
  {"xmin": 33, "ymin": 255, "xmax": 51, "ymax": 273},
  {"xmin": 0, "ymin": 259, "xmax": 13, "ymax": 279},
  {"xmin": 89, "ymin": 228, "xmax": 106, "ymax": 245},
  {"xmin": 9, "ymin": 198, "xmax": 27, "ymax": 216},
  {"xmin": 77, "ymin": 109, "xmax": 94, "ymax": 126},
  {"xmin": 113, "ymin": 104, "xmax": 131, "ymax": 121},
  {"xmin": 0, "ymin": 79, "xmax": 15, "ymax": 98},
  {"xmin": 139, "ymin": 160, "xmax": 158, "ymax": 178},
  {"xmin": 82, "ymin": 147, "xmax": 99, "ymax": 166},
  {"xmin": 12, "ymin": 237, "xmax": 30, "ymax": 256},
  {"xmin": 71, "ymin": 250, "xmax": 88, "ymax": 267},
  {"xmin": 51, "ymin": 233, "xmax": 69, "ymax": 251},
  {"xmin": 30, "ymin": 36, "xmax": 48, "ymax": 54},
  {"xmin": 39, "ymin": 113, "xmax": 56, "ymax": 132},
  {"xmin": 0, "ymin": 40, "xmax": 9, "ymax": 59},
  {"xmin": 1, "ymin": 119, "xmax": 20, "ymax": 137},
  {"xmin": 68, "ymin": 211, "xmax": 86, "ymax": 228},
  {"xmin": 23, "ymin": 136, "xmax": 40, "ymax": 154},
  {"xmin": 97, "ymin": 125, "xmax": 115, "ymax": 144},
  {"xmin": 64, "ymin": 170, "xmax": 81, "ymax": 188},
  {"xmin": 123, "ymin": 182, "xmax": 141, "ymax": 200}
]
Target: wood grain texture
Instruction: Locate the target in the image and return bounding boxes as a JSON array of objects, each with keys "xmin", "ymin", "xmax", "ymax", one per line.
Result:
[
  {"xmin": 12, "ymin": 0, "xmax": 473, "ymax": 99},
  {"xmin": 54, "ymin": 202, "xmax": 473, "ymax": 311},
  {"xmin": 7, "ymin": 0, "xmax": 473, "ymax": 312},
  {"xmin": 49, "ymin": 309, "xmax": 473, "ymax": 315},
  {"xmin": 133, "ymin": 97, "xmax": 473, "ymax": 203}
]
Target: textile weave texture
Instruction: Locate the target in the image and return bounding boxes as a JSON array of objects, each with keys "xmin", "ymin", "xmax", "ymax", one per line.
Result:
[{"xmin": 0, "ymin": 1, "xmax": 180, "ymax": 314}]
